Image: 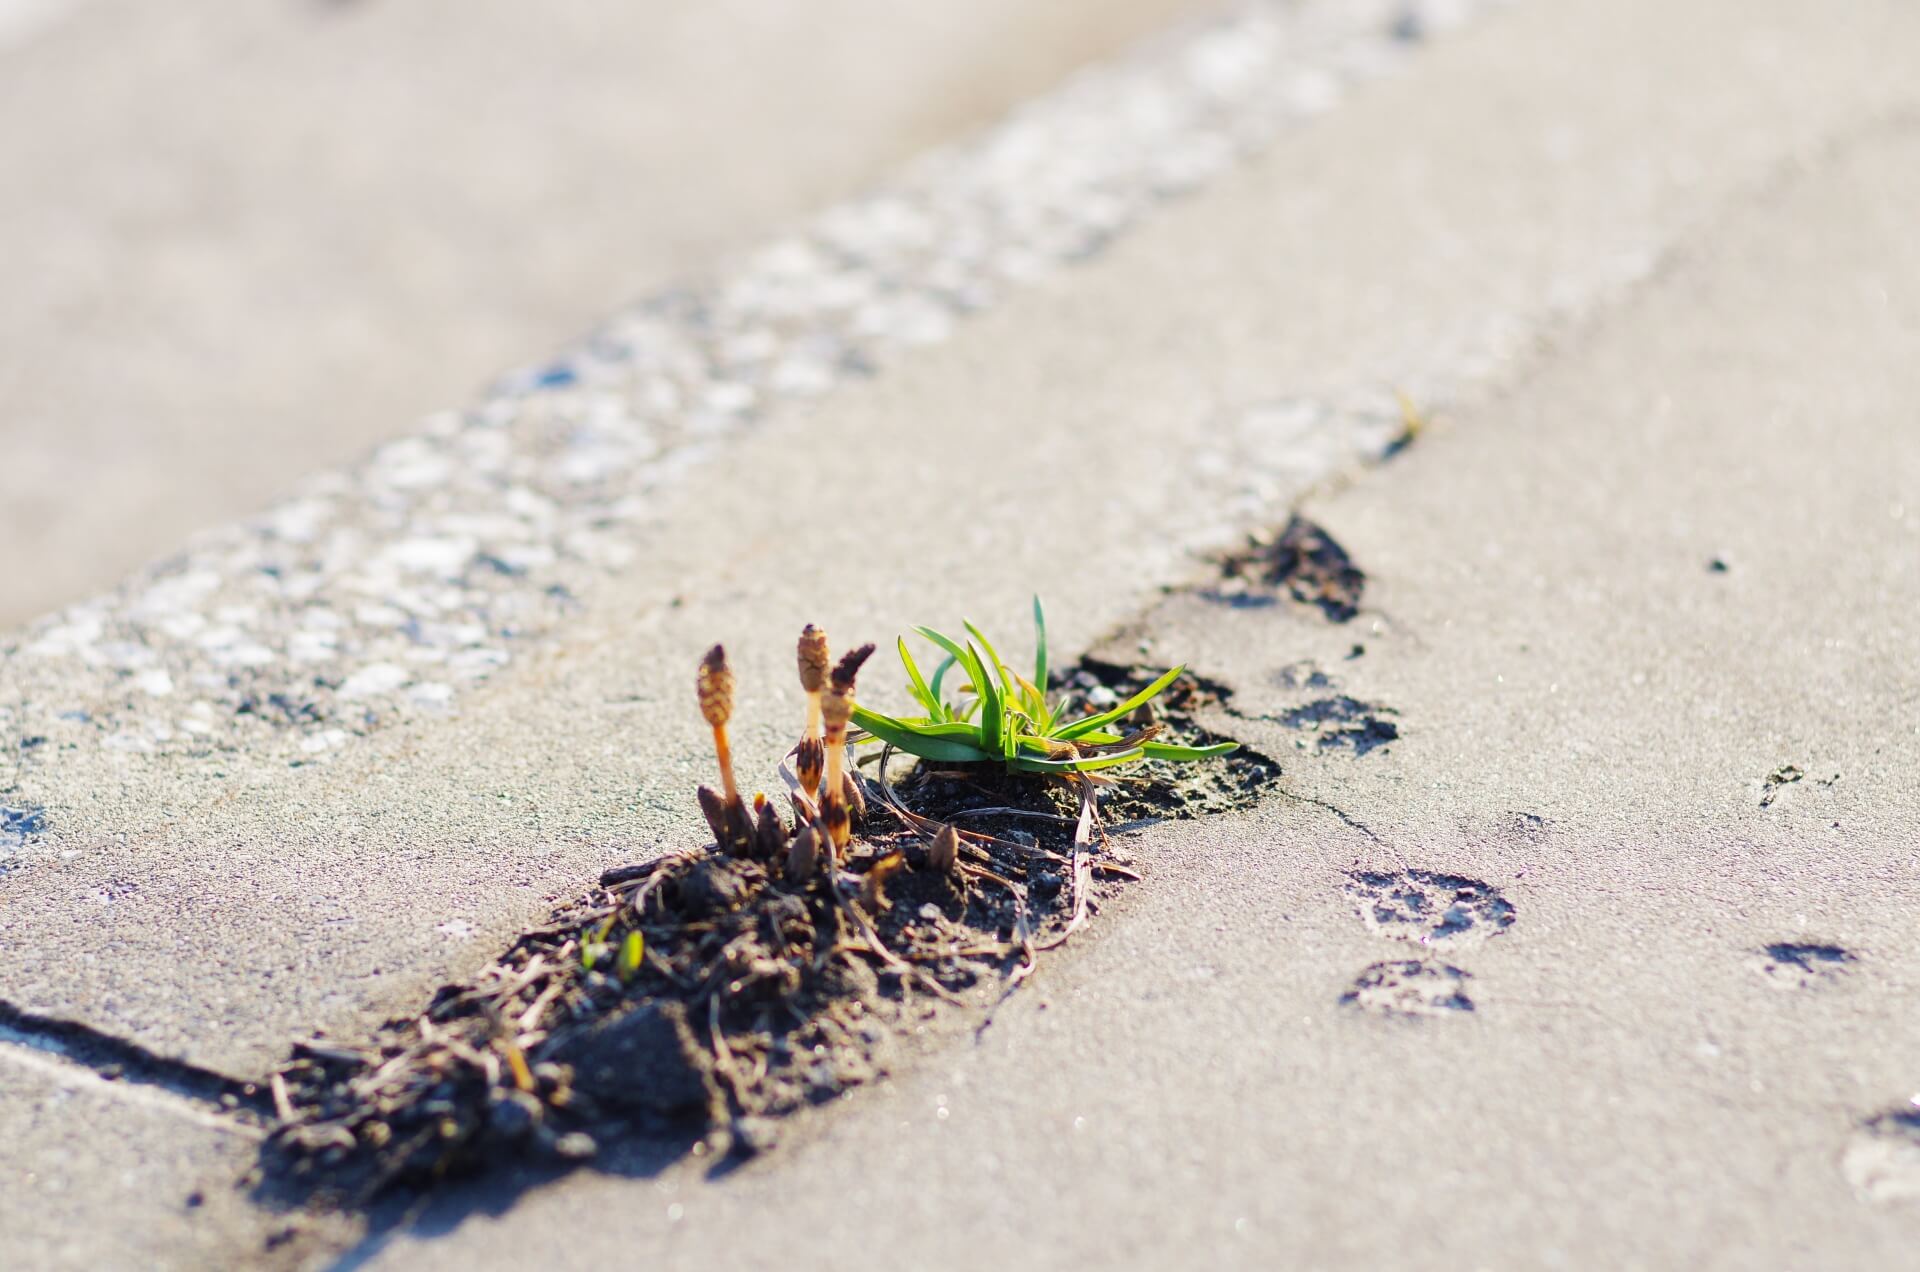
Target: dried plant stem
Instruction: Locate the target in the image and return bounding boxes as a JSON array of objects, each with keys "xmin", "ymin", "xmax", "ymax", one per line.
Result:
[
  {"xmin": 1035, "ymin": 776, "xmax": 1099, "ymax": 951},
  {"xmin": 697, "ymin": 645, "xmax": 742, "ymax": 807},
  {"xmin": 795, "ymin": 737, "xmax": 824, "ymax": 803},
  {"xmin": 797, "ymin": 625, "xmax": 829, "ymax": 730},
  {"xmin": 818, "ymin": 643, "xmax": 874, "ymax": 850},
  {"xmin": 712, "ymin": 724, "xmax": 739, "ymax": 807},
  {"xmin": 797, "ymin": 624, "xmax": 829, "ymax": 800}
]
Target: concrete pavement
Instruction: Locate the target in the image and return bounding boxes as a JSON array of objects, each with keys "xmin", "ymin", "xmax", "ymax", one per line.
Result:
[
  {"xmin": 356, "ymin": 98, "xmax": 1920, "ymax": 1272},
  {"xmin": 0, "ymin": 0, "xmax": 1208, "ymax": 627},
  {"xmin": 0, "ymin": 0, "xmax": 1515, "ymax": 1074},
  {"xmin": 4, "ymin": 0, "xmax": 1920, "ymax": 1266}
]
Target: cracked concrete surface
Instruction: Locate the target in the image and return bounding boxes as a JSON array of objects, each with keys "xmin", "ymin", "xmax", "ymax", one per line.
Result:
[
  {"xmin": 6, "ymin": 0, "xmax": 1911, "ymax": 1080},
  {"xmin": 355, "ymin": 101, "xmax": 1920, "ymax": 1272},
  {"xmin": 3, "ymin": 0, "xmax": 1920, "ymax": 1266}
]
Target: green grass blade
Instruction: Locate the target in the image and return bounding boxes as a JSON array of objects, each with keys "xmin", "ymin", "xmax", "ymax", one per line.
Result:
[
  {"xmin": 1058, "ymin": 728, "xmax": 1123, "ymax": 744},
  {"xmin": 928, "ymin": 653, "xmax": 957, "ymax": 705},
  {"xmin": 1141, "ymin": 740, "xmax": 1240, "ymax": 761},
  {"xmin": 1009, "ymin": 746, "xmax": 1146, "ymax": 774},
  {"xmin": 1032, "ymin": 595, "xmax": 1049, "ymax": 698},
  {"xmin": 1012, "ymin": 671, "xmax": 1048, "ymax": 723},
  {"xmin": 616, "ymin": 930, "xmax": 644, "ymax": 984},
  {"xmin": 968, "ymin": 643, "xmax": 1004, "ymax": 755},
  {"xmin": 963, "ymin": 620, "xmax": 1018, "ymax": 697},
  {"xmin": 851, "ymin": 714, "xmax": 992, "ymax": 742},
  {"xmin": 1054, "ymin": 665, "xmax": 1187, "ymax": 740},
  {"xmin": 913, "ymin": 626, "xmax": 973, "ymax": 686},
  {"xmin": 914, "ymin": 626, "xmax": 999, "ymax": 750},
  {"xmin": 850, "ymin": 705, "xmax": 996, "ymax": 763},
  {"xmin": 896, "ymin": 637, "xmax": 943, "ymax": 722}
]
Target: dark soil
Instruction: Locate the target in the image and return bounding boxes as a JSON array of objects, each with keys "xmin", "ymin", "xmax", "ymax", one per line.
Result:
[
  {"xmin": 1340, "ymin": 959, "xmax": 1474, "ymax": 1016},
  {"xmin": 1277, "ymin": 696, "xmax": 1399, "ymax": 756},
  {"xmin": 1763, "ymin": 942, "xmax": 1854, "ymax": 970},
  {"xmin": 1200, "ymin": 515, "xmax": 1366, "ymax": 621},
  {"xmin": 1753, "ymin": 941, "xmax": 1857, "ymax": 990},
  {"xmin": 1760, "ymin": 764, "xmax": 1804, "ymax": 807},
  {"xmin": 1345, "ymin": 869, "xmax": 1516, "ymax": 949},
  {"xmin": 259, "ymin": 665, "xmax": 1275, "ymax": 1205}
]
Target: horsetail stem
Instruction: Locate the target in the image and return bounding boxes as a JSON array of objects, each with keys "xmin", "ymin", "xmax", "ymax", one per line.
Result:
[
  {"xmin": 797, "ymin": 624, "xmax": 828, "ymax": 737},
  {"xmin": 820, "ymin": 643, "xmax": 874, "ymax": 850},
  {"xmin": 796, "ymin": 625, "xmax": 830, "ymax": 800},
  {"xmin": 821, "ymin": 785, "xmax": 850, "ymax": 854},
  {"xmin": 696, "ymin": 785, "xmax": 730, "ymax": 846},
  {"xmin": 795, "ymin": 736, "xmax": 824, "ymax": 803},
  {"xmin": 697, "ymin": 644, "xmax": 740, "ymax": 808}
]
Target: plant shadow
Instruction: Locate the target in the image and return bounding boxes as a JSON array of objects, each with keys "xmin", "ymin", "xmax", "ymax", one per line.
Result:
[{"xmin": 305, "ymin": 1125, "xmax": 703, "ymax": 1271}]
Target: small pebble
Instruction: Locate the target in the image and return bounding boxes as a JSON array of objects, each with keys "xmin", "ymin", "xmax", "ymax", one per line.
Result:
[
  {"xmin": 551, "ymin": 1131, "xmax": 598, "ymax": 1160},
  {"xmin": 488, "ymin": 1090, "xmax": 544, "ymax": 1140},
  {"xmin": 731, "ymin": 1116, "xmax": 780, "ymax": 1157}
]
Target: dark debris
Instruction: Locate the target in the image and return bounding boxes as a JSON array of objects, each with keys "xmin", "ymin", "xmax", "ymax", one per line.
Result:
[
  {"xmin": 1760, "ymin": 765, "xmax": 1804, "ymax": 808},
  {"xmin": 259, "ymin": 663, "xmax": 1270, "ymax": 1205},
  {"xmin": 1202, "ymin": 515, "xmax": 1366, "ymax": 622}
]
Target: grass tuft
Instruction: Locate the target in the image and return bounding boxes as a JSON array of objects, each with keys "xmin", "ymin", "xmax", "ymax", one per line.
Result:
[{"xmin": 851, "ymin": 598, "xmax": 1238, "ymax": 775}]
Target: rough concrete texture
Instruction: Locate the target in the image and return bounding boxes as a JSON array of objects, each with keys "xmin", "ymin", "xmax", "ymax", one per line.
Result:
[
  {"xmin": 6, "ymin": 0, "xmax": 1914, "ymax": 1078},
  {"xmin": 0, "ymin": 0, "xmax": 1514, "ymax": 1075},
  {"xmin": 348, "ymin": 80, "xmax": 1920, "ymax": 1272},
  {"xmin": 0, "ymin": 1040, "xmax": 323, "ymax": 1268},
  {"xmin": 2, "ymin": 0, "xmax": 1918, "ymax": 1266},
  {"xmin": 2, "ymin": 0, "xmax": 1472, "ymax": 795},
  {"xmin": 0, "ymin": 0, "xmax": 1210, "ymax": 626}
]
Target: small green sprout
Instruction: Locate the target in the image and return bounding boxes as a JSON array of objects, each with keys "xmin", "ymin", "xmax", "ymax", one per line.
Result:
[
  {"xmin": 616, "ymin": 930, "xmax": 645, "ymax": 984},
  {"xmin": 850, "ymin": 598, "xmax": 1237, "ymax": 775},
  {"xmin": 580, "ymin": 914, "xmax": 616, "ymax": 971}
]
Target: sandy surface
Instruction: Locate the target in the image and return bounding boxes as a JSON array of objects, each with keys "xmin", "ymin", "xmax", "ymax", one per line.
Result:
[{"xmin": 0, "ymin": 0, "xmax": 1206, "ymax": 627}]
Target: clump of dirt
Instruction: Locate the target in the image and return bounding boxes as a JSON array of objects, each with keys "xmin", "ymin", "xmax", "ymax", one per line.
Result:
[
  {"xmin": 1845, "ymin": 1108, "xmax": 1920, "ymax": 1203},
  {"xmin": 1340, "ymin": 959, "xmax": 1474, "ymax": 1017},
  {"xmin": 1, "ymin": 804, "xmax": 47, "ymax": 844},
  {"xmin": 262, "ymin": 798, "xmax": 1032, "ymax": 1202},
  {"xmin": 1345, "ymin": 869, "xmax": 1515, "ymax": 950},
  {"xmin": 1278, "ymin": 696, "xmax": 1399, "ymax": 756},
  {"xmin": 1201, "ymin": 515, "xmax": 1365, "ymax": 621},
  {"xmin": 1759, "ymin": 765, "xmax": 1804, "ymax": 808},
  {"xmin": 261, "ymin": 661, "xmax": 1270, "ymax": 1204},
  {"xmin": 1751, "ymin": 942, "xmax": 1856, "ymax": 990},
  {"xmin": 1064, "ymin": 661, "xmax": 1283, "ymax": 818}
]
